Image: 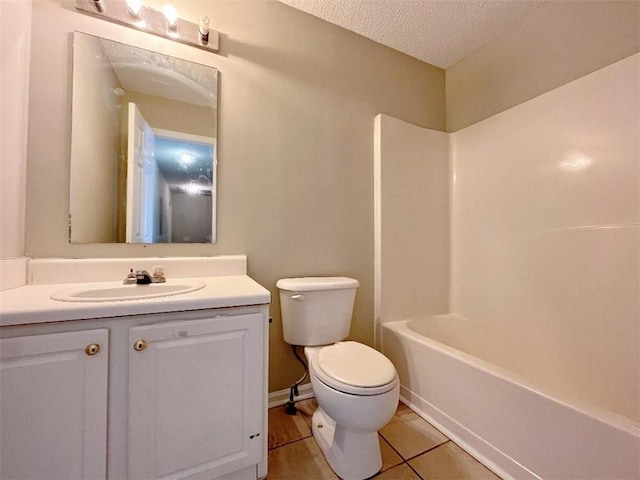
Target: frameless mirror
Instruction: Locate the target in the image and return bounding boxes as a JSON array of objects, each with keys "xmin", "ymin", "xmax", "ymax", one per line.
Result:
[{"xmin": 69, "ymin": 32, "xmax": 218, "ymax": 243}]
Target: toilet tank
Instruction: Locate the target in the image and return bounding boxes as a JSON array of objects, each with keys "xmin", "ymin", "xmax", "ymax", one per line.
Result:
[{"xmin": 276, "ymin": 277, "xmax": 360, "ymax": 346}]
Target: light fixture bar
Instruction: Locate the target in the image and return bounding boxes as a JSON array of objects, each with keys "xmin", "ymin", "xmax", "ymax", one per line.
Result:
[{"xmin": 74, "ymin": 0, "xmax": 219, "ymax": 53}]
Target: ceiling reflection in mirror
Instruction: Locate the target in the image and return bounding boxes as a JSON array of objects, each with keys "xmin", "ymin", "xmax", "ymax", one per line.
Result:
[{"xmin": 69, "ymin": 32, "xmax": 218, "ymax": 244}]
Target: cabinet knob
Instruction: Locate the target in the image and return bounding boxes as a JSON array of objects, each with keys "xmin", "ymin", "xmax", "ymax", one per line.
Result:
[
  {"xmin": 85, "ymin": 343, "xmax": 100, "ymax": 356},
  {"xmin": 133, "ymin": 339, "xmax": 147, "ymax": 352}
]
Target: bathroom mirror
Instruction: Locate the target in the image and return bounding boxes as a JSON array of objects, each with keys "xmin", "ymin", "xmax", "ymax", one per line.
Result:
[{"xmin": 69, "ymin": 32, "xmax": 218, "ymax": 243}]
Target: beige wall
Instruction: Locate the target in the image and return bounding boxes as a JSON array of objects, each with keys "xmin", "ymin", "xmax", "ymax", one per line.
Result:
[
  {"xmin": 0, "ymin": 0, "xmax": 31, "ymax": 259},
  {"xmin": 25, "ymin": 0, "xmax": 445, "ymax": 392},
  {"xmin": 446, "ymin": 0, "xmax": 640, "ymax": 132},
  {"xmin": 374, "ymin": 114, "xmax": 449, "ymax": 343},
  {"xmin": 122, "ymin": 91, "xmax": 216, "ymax": 139},
  {"xmin": 451, "ymin": 54, "xmax": 639, "ymax": 421}
]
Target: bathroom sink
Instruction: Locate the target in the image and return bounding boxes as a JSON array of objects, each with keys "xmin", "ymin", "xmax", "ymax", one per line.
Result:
[{"xmin": 50, "ymin": 280, "xmax": 205, "ymax": 302}]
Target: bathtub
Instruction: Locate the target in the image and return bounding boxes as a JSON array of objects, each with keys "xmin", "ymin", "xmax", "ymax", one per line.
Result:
[{"xmin": 381, "ymin": 315, "xmax": 640, "ymax": 480}]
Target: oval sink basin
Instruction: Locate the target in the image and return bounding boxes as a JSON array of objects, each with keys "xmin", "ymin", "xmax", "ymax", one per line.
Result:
[{"xmin": 50, "ymin": 280, "xmax": 205, "ymax": 302}]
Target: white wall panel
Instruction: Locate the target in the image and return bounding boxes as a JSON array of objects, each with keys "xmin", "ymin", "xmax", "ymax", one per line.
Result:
[
  {"xmin": 374, "ymin": 114, "xmax": 450, "ymax": 342},
  {"xmin": 451, "ymin": 54, "xmax": 640, "ymax": 422}
]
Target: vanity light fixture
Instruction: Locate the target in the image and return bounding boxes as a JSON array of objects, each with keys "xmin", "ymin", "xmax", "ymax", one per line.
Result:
[{"xmin": 74, "ymin": 0, "xmax": 219, "ymax": 53}]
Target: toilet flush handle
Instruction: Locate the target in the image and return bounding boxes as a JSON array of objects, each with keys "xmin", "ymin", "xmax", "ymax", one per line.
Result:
[{"xmin": 291, "ymin": 294, "xmax": 306, "ymax": 301}]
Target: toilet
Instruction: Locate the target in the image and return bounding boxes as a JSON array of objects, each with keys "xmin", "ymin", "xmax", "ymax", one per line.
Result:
[{"xmin": 277, "ymin": 277, "xmax": 399, "ymax": 480}]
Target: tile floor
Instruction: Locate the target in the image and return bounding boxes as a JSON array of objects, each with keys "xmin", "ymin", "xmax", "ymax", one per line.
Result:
[{"xmin": 268, "ymin": 399, "xmax": 501, "ymax": 479}]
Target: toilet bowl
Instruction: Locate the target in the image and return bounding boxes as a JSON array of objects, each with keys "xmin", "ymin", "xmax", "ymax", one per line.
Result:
[
  {"xmin": 305, "ymin": 343, "xmax": 399, "ymax": 480},
  {"xmin": 277, "ymin": 277, "xmax": 400, "ymax": 480}
]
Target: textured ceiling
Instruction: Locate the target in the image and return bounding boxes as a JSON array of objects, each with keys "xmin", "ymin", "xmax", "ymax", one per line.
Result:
[{"xmin": 278, "ymin": 0, "xmax": 545, "ymax": 69}]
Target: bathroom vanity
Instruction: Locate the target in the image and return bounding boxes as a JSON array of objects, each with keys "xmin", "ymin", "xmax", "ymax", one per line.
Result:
[{"xmin": 0, "ymin": 256, "xmax": 270, "ymax": 480}]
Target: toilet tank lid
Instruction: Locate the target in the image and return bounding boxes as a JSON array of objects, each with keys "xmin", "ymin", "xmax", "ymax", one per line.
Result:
[{"xmin": 276, "ymin": 277, "xmax": 359, "ymax": 291}]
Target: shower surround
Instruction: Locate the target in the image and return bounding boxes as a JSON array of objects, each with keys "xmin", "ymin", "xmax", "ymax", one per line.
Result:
[{"xmin": 374, "ymin": 53, "xmax": 640, "ymax": 478}]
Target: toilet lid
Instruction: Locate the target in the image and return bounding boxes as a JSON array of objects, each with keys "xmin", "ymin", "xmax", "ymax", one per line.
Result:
[{"xmin": 317, "ymin": 341, "xmax": 396, "ymax": 389}]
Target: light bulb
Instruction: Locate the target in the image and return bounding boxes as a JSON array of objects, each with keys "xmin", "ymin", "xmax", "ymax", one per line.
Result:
[
  {"xmin": 93, "ymin": 0, "xmax": 106, "ymax": 13},
  {"xmin": 163, "ymin": 4, "xmax": 178, "ymax": 28},
  {"xmin": 185, "ymin": 184, "xmax": 200, "ymax": 196},
  {"xmin": 199, "ymin": 16, "xmax": 209, "ymax": 35},
  {"xmin": 180, "ymin": 152, "xmax": 195, "ymax": 165},
  {"xmin": 126, "ymin": 0, "xmax": 142, "ymax": 17},
  {"xmin": 198, "ymin": 15, "xmax": 210, "ymax": 44}
]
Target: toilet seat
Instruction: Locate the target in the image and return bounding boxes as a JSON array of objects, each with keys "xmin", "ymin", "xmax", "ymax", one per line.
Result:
[{"xmin": 311, "ymin": 342, "xmax": 397, "ymax": 396}]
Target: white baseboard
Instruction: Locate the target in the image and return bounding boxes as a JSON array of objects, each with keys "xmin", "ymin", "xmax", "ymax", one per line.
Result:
[{"xmin": 268, "ymin": 383, "xmax": 314, "ymax": 408}]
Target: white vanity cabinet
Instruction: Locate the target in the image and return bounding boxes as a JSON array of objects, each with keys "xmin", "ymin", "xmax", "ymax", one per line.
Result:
[
  {"xmin": 128, "ymin": 313, "xmax": 264, "ymax": 480},
  {"xmin": 0, "ymin": 258, "xmax": 271, "ymax": 480},
  {"xmin": 0, "ymin": 306, "xmax": 269, "ymax": 480},
  {"xmin": 0, "ymin": 329, "xmax": 109, "ymax": 480}
]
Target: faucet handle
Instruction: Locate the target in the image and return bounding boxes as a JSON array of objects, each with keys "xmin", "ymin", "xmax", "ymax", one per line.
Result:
[
  {"xmin": 152, "ymin": 265, "xmax": 166, "ymax": 279},
  {"xmin": 123, "ymin": 268, "xmax": 137, "ymax": 284}
]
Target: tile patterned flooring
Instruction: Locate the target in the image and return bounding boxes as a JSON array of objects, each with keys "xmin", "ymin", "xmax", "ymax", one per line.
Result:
[{"xmin": 268, "ymin": 399, "xmax": 501, "ymax": 479}]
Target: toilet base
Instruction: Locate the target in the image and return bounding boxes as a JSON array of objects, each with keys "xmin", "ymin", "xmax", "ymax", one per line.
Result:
[{"xmin": 311, "ymin": 406, "xmax": 382, "ymax": 480}]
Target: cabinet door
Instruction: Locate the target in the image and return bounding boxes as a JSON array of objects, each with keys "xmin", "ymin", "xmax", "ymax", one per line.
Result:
[
  {"xmin": 0, "ymin": 329, "xmax": 109, "ymax": 480},
  {"xmin": 128, "ymin": 313, "xmax": 264, "ymax": 480}
]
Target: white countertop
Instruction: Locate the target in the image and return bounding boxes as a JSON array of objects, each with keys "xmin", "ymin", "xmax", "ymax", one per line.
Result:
[{"xmin": 0, "ymin": 275, "xmax": 271, "ymax": 327}]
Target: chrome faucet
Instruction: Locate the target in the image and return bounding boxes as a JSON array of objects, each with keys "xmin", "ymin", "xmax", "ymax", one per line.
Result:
[
  {"xmin": 135, "ymin": 270, "xmax": 153, "ymax": 284},
  {"xmin": 123, "ymin": 266, "xmax": 166, "ymax": 285}
]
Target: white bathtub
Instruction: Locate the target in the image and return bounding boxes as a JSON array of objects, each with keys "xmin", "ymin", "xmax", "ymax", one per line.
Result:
[{"xmin": 381, "ymin": 315, "xmax": 640, "ymax": 480}]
